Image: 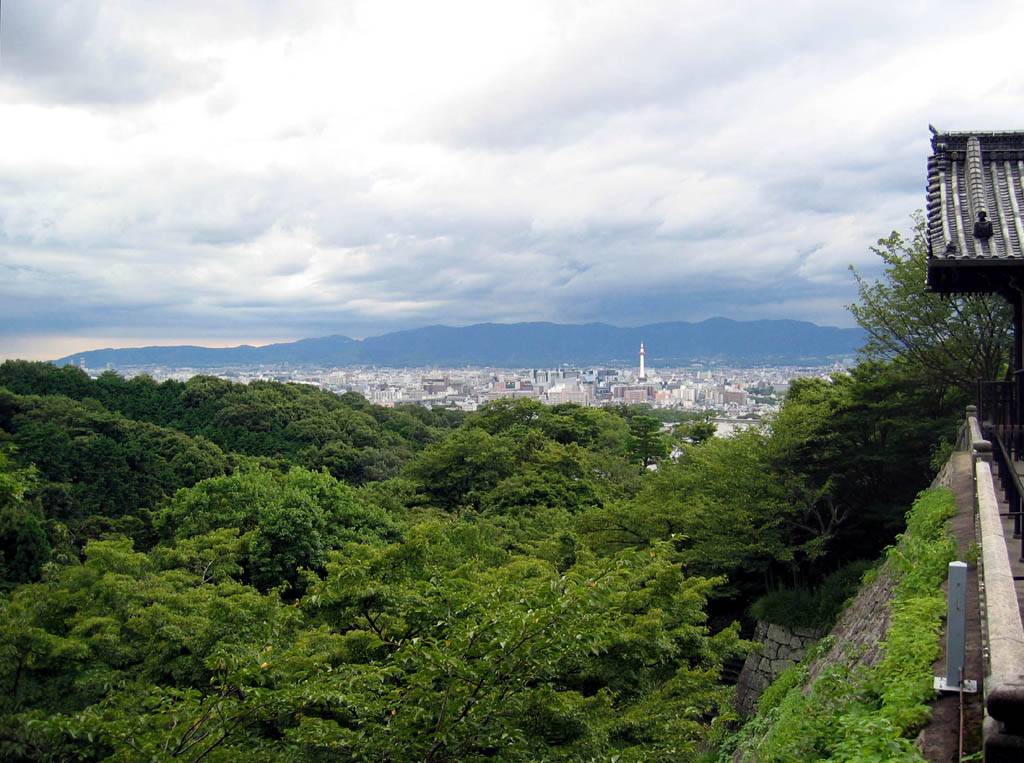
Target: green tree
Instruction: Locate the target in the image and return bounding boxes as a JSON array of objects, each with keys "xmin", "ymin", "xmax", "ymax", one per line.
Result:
[
  {"xmin": 592, "ymin": 428, "xmax": 797, "ymax": 574},
  {"xmin": 0, "ymin": 389, "xmax": 230, "ymax": 544},
  {"xmin": 673, "ymin": 412, "xmax": 717, "ymax": 445},
  {"xmin": 1, "ymin": 525, "xmax": 745, "ymax": 761},
  {"xmin": 1, "ymin": 363, "xmax": 460, "ymax": 483},
  {"xmin": 0, "ymin": 445, "xmax": 51, "ymax": 588},
  {"xmin": 0, "ymin": 360, "xmax": 92, "ymax": 399},
  {"xmin": 469, "ymin": 398, "xmax": 546, "ymax": 435},
  {"xmin": 584, "ymin": 359, "xmax": 961, "ymax": 627},
  {"xmin": 627, "ymin": 416, "xmax": 670, "ymax": 468},
  {"xmin": 403, "ymin": 427, "xmax": 518, "ymax": 510},
  {"xmin": 773, "ymin": 361, "xmax": 959, "ymax": 564},
  {"xmin": 157, "ymin": 467, "xmax": 400, "ymax": 593},
  {"xmin": 543, "ymin": 403, "xmax": 631, "ymax": 452},
  {"xmin": 296, "ymin": 525, "xmax": 745, "ymax": 761},
  {"xmin": 849, "ymin": 213, "xmax": 1013, "ymax": 399},
  {"xmin": 0, "ymin": 536, "xmax": 301, "ymax": 760}
]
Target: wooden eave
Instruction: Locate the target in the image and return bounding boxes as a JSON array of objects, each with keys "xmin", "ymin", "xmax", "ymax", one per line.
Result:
[{"xmin": 927, "ymin": 257, "xmax": 1024, "ymax": 298}]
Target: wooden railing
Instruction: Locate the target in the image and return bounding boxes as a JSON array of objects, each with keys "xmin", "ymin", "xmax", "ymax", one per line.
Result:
[
  {"xmin": 976, "ymin": 371, "xmax": 1024, "ymax": 554},
  {"xmin": 977, "ymin": 380, "xmax": 1017, "ymax": 433},
  {"xmin": 988, "ymin": 431, "xmax": 1024, "ymax": 549}
]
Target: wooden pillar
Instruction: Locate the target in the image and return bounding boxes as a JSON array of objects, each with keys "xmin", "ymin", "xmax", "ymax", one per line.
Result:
[{"xmin": 1017, "ymin": 292, "xmax": 1024, "ymax": 430}]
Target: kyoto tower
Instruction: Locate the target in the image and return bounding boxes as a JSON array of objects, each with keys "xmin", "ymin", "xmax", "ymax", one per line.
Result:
[{"xmin": 638, "ymin": 342, "xmax": 647, "ymax": 381}]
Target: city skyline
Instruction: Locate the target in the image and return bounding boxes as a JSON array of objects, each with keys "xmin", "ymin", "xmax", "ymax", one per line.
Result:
[
  {"xmin": 3, "ymin": 1, "xmax": 1023, "ymax": 361},
  {"xmin": 50, "ymin": 356, "xmax": 816, "ymax": 420}
]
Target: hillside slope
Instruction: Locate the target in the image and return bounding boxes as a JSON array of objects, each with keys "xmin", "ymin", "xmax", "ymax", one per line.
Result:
[{"xmin": 725, "ymin": 458, "xmax": 981, "ymax": 762}]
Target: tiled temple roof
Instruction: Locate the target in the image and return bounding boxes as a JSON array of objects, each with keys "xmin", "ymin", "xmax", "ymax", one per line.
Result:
[{"xmin": 927, "ymin": 129, "xmax": 1024, "ymax": 262}]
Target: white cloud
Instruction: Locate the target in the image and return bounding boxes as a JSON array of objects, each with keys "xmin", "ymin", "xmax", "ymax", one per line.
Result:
[{"xmin": 3, "ymin": 0, "xmax": 1024, "ymax": 360}]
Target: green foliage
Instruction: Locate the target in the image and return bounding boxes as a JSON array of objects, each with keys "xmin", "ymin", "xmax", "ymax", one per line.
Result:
[
  {"xmin": 469, "ymin": 398, "xmax": 630, "ymax": 455},
  {"xmin": 0, "ymin": 362, "xmax": 464, "ymax": 485},
  {"xmin": 929, "ymin": 438, "xmax": 955, "ymax": 476},
  {"xmin": 673, "ymin": 413, "xmax": 717, "ymax": 445},
  {"xmin": 1, "ymin": 524, "xmax": 747, "ymax": 761},
  {"xmin": 288, "ymin": 529, "xmax": 745, "ymax": 761},
  {"xmin": 749, "ymin": 560, "xmax": 874, "ymax": 630},
  {"xmin": 772, "ymin": 362, "xmax": 958, "ymax": 567},
  {"xmin": 404, "ymin": 426, "xmax": 518, "ymax": 510},
  {"xmin": 0, "ymin": 361, "xmax": 93, "ymax": 399},
  {"xmin": 749, "ymin": 588, "xmax": 819, "ymax": 629},
  {"xmin": 581, "ymin": 360, "xmax": 949, "ymax": 617},
  {"xmin": 0, "ymin": 536, "xmax": 301, "ymax": 760},
  {"xmin": 848, "ymin": 213, "xmax": 1013, "ymax": 399},
  {"xmin": 607, "ymin": 403, "xmax": 723, "ymax": 425},
  {"xmin": 403, "ymin": 400, "xmax": 627, "ymax": 518},
  {"xmin": 157, "ymin": 467, "xmax": 400, "ymax": 592},
  {"xmin": 627, "ymin": 416, "xmax": 670, "ymax": 468},
  {"xmin": 582, "ymin": 422, "xmax": 829, "ymax": 610},
  {"xmin": 0, "ymin": 354, "xmax": 970, "ymax": 760},
  {"xmin": 0, "ymin": 445, "xmax": 51, "ymax": 588},
  {"xmin": 726, "ymin": 487, "xmax": 957, "ymax": 762},
  {"xmin": 0, "ymin": 388, "xmax": 230, "ymax": 534}
]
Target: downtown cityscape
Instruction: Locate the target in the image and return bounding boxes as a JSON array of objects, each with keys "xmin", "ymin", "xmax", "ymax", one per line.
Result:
[{"xmin": 67, "ymin": 341, "xmax": 852, "ymax": 422}]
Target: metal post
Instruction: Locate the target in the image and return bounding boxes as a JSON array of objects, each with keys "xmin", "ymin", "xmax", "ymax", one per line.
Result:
[
  {"xmin": 935, "ymin": 561, "xmax": 977, "ymax": 693},
  {"xmin": 946, "ymin": 562, "xmax": 967, "ymax": 689}
]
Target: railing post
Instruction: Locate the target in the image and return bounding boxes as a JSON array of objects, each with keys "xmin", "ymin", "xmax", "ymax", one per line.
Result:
[
  {"xmin": 936, "ymin": 562, "xmax": 975, "ymax": 693},
  {"xmin": 949, "ymin": 562, "xmax": 972, "ymax": 690},
  {"xmin": 1016, "ymin": 368, "xmax": 1024, "ymax": 431},
  {"xmin": 1016, "ymin": 487, "xmax": 1023, "ymax": 542}
]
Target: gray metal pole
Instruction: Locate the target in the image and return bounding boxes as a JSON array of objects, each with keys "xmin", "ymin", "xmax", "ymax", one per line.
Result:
[
  {"xmin": 935, "ymin": 560, "xmax": 975, "ymax": 692},
  {"xmin": 946, "ymin": 561, "xmax": 968, "ymax": 689}
]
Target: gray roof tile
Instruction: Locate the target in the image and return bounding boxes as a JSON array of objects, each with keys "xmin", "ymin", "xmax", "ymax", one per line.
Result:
[{"xmin": 927, "ymin": 130, "xmax": 1024, "ymax": 262}]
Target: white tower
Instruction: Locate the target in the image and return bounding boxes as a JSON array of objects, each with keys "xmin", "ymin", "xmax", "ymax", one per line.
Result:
[{"xmin": 638, "ymin": 342, "xmax": 647, "ymax": 381}]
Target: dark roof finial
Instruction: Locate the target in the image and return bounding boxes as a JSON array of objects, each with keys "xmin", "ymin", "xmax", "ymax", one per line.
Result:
[{"xmin": 974, "ymin": 210, "xmax": 993, "ymax": 239}]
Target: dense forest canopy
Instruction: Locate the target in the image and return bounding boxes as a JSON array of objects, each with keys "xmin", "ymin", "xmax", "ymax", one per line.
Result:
[{"xmin": 0, "ymin": 351, "xmax": 963, "ymax": 760}]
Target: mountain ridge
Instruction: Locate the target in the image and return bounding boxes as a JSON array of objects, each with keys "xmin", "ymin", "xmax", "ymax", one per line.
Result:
[{"xmin": 52, "ymin": 318, "xmax": 862, "ymax": 368}]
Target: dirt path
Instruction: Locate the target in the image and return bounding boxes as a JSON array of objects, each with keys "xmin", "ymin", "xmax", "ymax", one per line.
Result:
[{"xmin": 915, "ymin": 451, "xmax": 984, "ymax": 761}]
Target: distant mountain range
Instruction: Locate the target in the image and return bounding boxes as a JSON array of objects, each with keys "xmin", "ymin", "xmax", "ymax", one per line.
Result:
[{"xmin": 52, "ymin": 319, "xmax": 863, "ymax": 369}]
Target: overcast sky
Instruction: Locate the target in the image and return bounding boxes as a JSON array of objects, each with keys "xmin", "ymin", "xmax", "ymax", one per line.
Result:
[{"xmin": 2, "ymin": 0, "xmax": 1022, "ymax": 361}]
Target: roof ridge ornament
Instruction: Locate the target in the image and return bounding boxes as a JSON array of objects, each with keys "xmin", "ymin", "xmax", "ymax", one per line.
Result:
[
  {"xmin": 974, "ymin": 210, "xmax": 994, "ymax": 239},
  {"xmin": 966, "ymin": 136, "xmax": 988, "ymax": 239}
]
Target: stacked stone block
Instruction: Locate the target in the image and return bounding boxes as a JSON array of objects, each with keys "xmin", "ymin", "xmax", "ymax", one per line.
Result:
[{"xmin": 734, "ymin": 620, "xmax": 824, "ymax": 717}]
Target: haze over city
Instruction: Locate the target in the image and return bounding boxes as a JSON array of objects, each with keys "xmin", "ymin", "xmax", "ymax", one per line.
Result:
[{"xmin": 3, "ymin": 0, "xmax": 1023, "ymax": 361}]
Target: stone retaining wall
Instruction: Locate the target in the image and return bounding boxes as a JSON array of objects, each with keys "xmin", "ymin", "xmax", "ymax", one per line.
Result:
[{"xmin": 734, "ymin": 620, "xmax": 824, "ymax": 717}]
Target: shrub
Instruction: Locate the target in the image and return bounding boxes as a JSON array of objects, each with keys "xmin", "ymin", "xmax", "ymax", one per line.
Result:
[{"xmin": 750, "ymin": 559, "xmax": 875, "ymax": 631}]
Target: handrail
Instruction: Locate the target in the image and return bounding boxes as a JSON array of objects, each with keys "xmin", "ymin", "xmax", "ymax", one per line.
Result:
[
  {"xmin": 977, "ymin": 381, "xmax": 1016, "ymax": 432},
  {"xmin": 990, "ymin": 433, "xmax": 1023, "ymax": 544},
  {"xmin": 966, "ymin": 413, "xmax": 1024, "ymax": 758}
]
